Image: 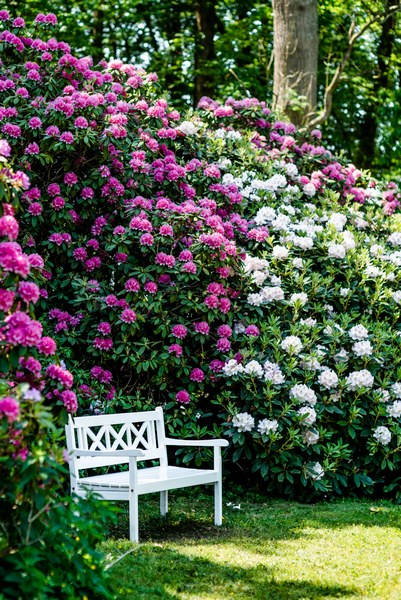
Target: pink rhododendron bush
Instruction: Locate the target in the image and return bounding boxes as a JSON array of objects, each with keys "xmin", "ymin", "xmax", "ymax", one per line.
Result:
[
  {"xmin": 1, "ymin": 12, "xmax": 401, "ymax": 501},
  {"xmin": 0, "ymin": 147, "xmax": 115, "ymax": 599}
]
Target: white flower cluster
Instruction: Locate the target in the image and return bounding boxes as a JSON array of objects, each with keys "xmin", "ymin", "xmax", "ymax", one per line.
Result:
[
  {"xmin": 257, "ymin": 419, "xmax": 279, "ymax": 435},
  {"xmin": 247, "ymin": 286, "xmax": 284, "ymax": 306},
  {"xmin": 290, "ymin": 292, "xmax": 308, "ymax": 306},
  {"xmin": 177, "ymin": 120, "xmax": 199, "ymax": 135},
  {"xmin": 388, "ymin": 232, "xmax": 401, "ymax": 246},
  {"xmin": 328, "ymin": 213, "xmax": 347, "ymax": 231},
  {"xmin": 317, "ymin": 369, "xmax": 339, "ymax": 389},
  {"xmin": 272, "ymin": 245, "xmax": 289, "ymax": 260},
  {"xmin": 223, "ymin": 359, "xmax": 244, "ymax": 377},
  {"xmin": 264, "ymin": 360, "xmax": 286, "ymax": 384},
  {"xmin": 255, "ymin": 206, "xmax": 276, "ymax": 225},
  {"xmin": 345, "ymin": 369, "xmax": 374, "ymax": 390},
  {"xmin": 281, "ymin": 335, "xmax": 303, "ymax": 355},
  {"xmin": 298, "ymin": 406, "xmax": 317, "ymax": 424},
  {"xmin": 290, "ymin": 384, "xmax": 317, "ymax": 406},
  {"xmin": 392, "ymin": 382, "xmax": 401, "ymax": 398},
  {"xmin": 232, "ymin": 412, "xmax": 255, "ymax": 432},
  {"xmin": 348, "ymin": 324, "xmax": 369, "ymax": 340},
  {"xmin": 373, "ymin": 425, "xmax": 392, "ymax": 446},
  {"xmin": 328, "ymin": 243, "xmax": 346, "ymax": 259},
  {"xmin": 387, "ymin": 401, "xmax": 401, "ymax": 418},
  {"xmin": 244, "ymin": 360, "xmax": 264, "ymax": 378},
  {"xmin": 306, "ymin": 461, "xmax": 325, "ymax": 480},
  {"xmin": 303, "ymin": 429, "xmax": 320, "ymax": 445},
  {"xmin": 352, "ymin": 340, "xmax": 373, "ymax": 357}
]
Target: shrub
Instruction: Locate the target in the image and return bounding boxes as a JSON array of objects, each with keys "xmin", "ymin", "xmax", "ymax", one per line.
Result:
[
  {"xmin": 1, "ymin": 12, "xmax": 401, "ymax": 500},
  {"xmin": 0, "ymin": 144, "xmax": 114, "ymax": 599}
]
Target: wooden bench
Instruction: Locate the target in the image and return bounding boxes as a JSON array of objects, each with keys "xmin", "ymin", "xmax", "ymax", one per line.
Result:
[{"xmin": 65, "ymin": 407, "xmax": 229, "ymax": 542}]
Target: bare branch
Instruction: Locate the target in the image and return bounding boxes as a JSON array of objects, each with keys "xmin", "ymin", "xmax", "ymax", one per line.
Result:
[{"xmin": 307, "ymin": 3, "xmax": 401, "ymax": 130}]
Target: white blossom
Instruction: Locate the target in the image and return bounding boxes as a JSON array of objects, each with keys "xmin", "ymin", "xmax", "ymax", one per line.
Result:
[
  {"xmin": 271, "ymin": 213, "xmax": 291, "ymax": 231},
  {"xmin": 387, "ymin": 401, "xmax": 401, "ymax": 419},
  {"xmin": 281, "ymin": 335, "xmax": 303, "ymax": 355},
  {"xmin": 303, "ymin": 429, "xmax": 320, "ymax": 445},
  {"xmin": 244, "ymin": 360, "xmax": 264, "ymax": 378},
  {"xmin": 259, "ymin": 286, "xmax": 285, "ymax": 303},
  {"xmin": 340, "ymin": 287, "xmax": 351, "ymax": 297},
  {"xmin": 297, "ymin": 406, "xmax": 317, "ymax": 425},
  {"xmin": 388, "ymin": 232, "xmax": 401, "ymax": 246},
  {"xmin": 257, "ymin": 419, "xmax": 279, "ymax": 435},
  {"xmin": 223, "ymin": 359, "xmax": 244, "ymax": 377},
  {"xmin": 177, "ymin": 120, "xmax": 199, "ymax": 135},
  {"xmin": 293, "ymin": 258, "xmax": 304, "ymax": 269},
  {"xmin": 328, "ymin": 213, "xmax": 347, "ymax": 231},
  {"xmin": 285, "ymin": 163, "xmax": 298, "ymax": 178},
  {"xmin": 349, "ymin": 324, "xmax": 369, "ymax": 340},
  {"xmin": 306, "ymin": 462, "xmax": 325, "ymax": 480},
  {"xmin": 254, "ymin": 206, "xmax": 276, "ymax": 225},
  {"xmin": 318, "ymin": 369, "xmax": 339, "ymax": 389},
  {"xmin": 365, "ymin": 265, "xmax": 384, "ymax": 278},
  {"xmin": 392, "ymin": 291, "xmax": 401, "ymax": 304},
  {"xmin": 292, "ymin": 235, "xmax": 314, "ymax": 250},
  {"xmin": 290, "ymin": 292, "xmax": 308, "ymax": 306},
  {"xmin": 290, "ymin": 384, "xmax": 317, "ymax": 406},
  {"xmin": 300, "ymin": 356, "xmax": 321, "ymax": 371},
  {"xmin": 391, "ymin": 382, "xmax": 401, "ymax": 398},
  {"xmin": 342, "ymin": 231, "xmax": 356, "ymax": 251},
  {"xmin": 373, "ymin": 425, "xmax": 392, "ymax": 446},
  {"xmin": 345, "ymin": 369, "xmax": 374, "ymax": 390},
  {"xmin": 328, "ymin": 243, "xmax": 346, "ymax": 259},
  {"xmin": 251, "ymin": 270, "xmax": 269, "ymax": 286},
  {"xmin": 263, "ymin": 360, "xmax": 286, "ymax": 384},
  {"xmin": 370, "ymin": 244, "xmax": 385, "ymax": 257},
  {"xmin": 352, "ymin": 340, "xmax": 373, "ymax": 357},
  {"xmin": 300, "ymin": 317, "xmax": 317, "ymax": 327},
  {"xmin": 303, "ymin": 183, "xmax": 316, "ymax": 197},
  {"xmin": 232, "ymin": 412, "xmax": 255, "ymax": 432},
  {"xmin": 272, "ymin": 245, "xmax": 289, "ymax": 260}
]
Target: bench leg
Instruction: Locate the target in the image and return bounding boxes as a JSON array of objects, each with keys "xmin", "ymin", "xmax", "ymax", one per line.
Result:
[
  {"xmin": 129, "ymin": 491, "xmax": 139, "ymax": 543},
  {"xmin": 214, "ymin": 480, "xmax": 222, "ymax": 526},
  {"xmin": 160, "ymin": 490, "xmax": 168, "ymax": 517}
]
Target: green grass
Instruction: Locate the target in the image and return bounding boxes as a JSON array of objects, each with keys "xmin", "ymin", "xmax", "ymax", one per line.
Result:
[{"xmin": 101, "ymin": 489, "xmax": 401, "ymax": 599}]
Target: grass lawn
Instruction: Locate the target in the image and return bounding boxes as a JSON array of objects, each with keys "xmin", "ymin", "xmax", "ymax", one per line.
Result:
[{"xmin": 101, "ymin": 489, "xmax": 401, "ymax": 599}]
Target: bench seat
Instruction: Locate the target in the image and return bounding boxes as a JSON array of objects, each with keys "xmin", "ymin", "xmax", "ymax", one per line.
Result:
[
  {"xmin": 78, "ymin": 465, "xmax": 218, "ymax": 495},
  {"xmin": 66, "ymin": 407, "xmax": 229, "ymax": 542}
]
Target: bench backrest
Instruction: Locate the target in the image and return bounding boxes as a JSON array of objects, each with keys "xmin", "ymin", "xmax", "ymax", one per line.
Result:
[{"xmin": 66, "ymin": 407, "xmax": 168, "ymax": 475}]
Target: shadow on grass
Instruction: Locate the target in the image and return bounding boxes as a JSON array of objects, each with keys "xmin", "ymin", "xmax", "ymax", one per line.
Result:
[
  {"xmin": 107, "ymin": 545, "xmax": 357, "ymax": 600},
  {"xmin": 106, "ymin": 489, "xmax": 401, "ymax": 547}
]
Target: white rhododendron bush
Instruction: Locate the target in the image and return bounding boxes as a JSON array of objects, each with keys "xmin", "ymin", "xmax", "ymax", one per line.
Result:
[{"xmin": 1, "ymin": 12, "xmax": 401, "ymax": 500}]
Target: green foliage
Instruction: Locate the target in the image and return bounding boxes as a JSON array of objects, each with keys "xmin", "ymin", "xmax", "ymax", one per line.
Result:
[
  {"xmin": 103, "ymin": 491, "xmax": 401, "ymax": 599},
  {"xmin": 0, "ymin": 386, "xmax": 116, "ymax": 600}
]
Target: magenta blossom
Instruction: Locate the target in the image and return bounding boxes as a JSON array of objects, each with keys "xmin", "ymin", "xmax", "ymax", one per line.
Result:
[
  {"xmin": 190, "ymin": 368, "xmax": 205, "ymax": 382},
  {"xmin": 168, "ymin": 344, "xmax": 183, "ymax": 356},
  {"xmin": 37, "ymin": 336, "xmax": 57, "ymax": 355},
  {"xmin": 60, "ymin": 390, "xmax": 78, "ymax": 413},
  {"xmin": 194, "ymin": 322, "xmax": 210, "ymax": 335},
  {"xmin": 172, "ymin": 324, "xmax": 188, "ymax": 339},
  {"xmin": 245, "ymin": 325, "xmax": 260, "ymax": 337},
  {"xmin": 217, "ymin": 324, "xmax": 232, "ymax": 338},
  {"xmin": 0, "ymin": 396, "xmax": 20, "ymax": 423},
  {"xmin": 120, "ymin": 308, "xmax": 137, "ymax": 323},
  {"xmin": 176, "ymin": 390, "xmax": 190, "ymax": 404}
]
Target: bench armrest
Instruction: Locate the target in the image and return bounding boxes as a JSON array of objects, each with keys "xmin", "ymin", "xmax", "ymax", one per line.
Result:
[
  {"xmin": 164, "ymin": 438, "xmax": 229, "ymax": 448},
  {"xmin": 71, "ymin": 449, "xmax": 145, "ymax": 458}
]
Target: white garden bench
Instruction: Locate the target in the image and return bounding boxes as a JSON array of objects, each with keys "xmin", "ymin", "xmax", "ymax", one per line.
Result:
[{"xmin": 65, "ymin": 407, "xmax": 229, "ymax": 542}]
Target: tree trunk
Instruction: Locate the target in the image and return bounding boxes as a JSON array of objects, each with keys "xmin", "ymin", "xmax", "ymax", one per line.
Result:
[
  {"xmin": 194, "ymin": 0, "xmax": 217, "ymax": 106},
  {"xmin": 92, "ymin": 8, "xmax": 105, "ymax": 65},
  {"xmin": 272, "ymin": 0, "xmax": 318, "ymax": 125}
]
